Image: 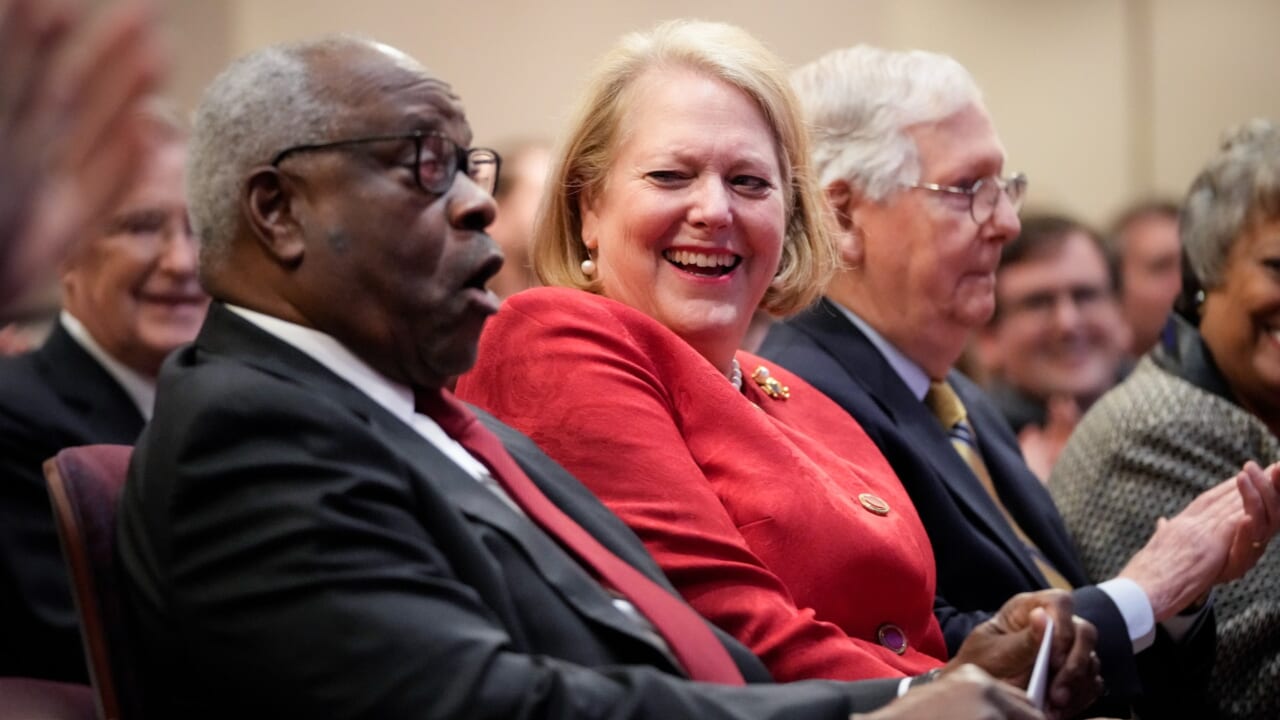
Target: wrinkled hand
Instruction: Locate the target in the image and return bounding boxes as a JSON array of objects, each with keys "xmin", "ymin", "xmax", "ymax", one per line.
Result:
[
  {"xmin": 0, "ymin": 0, "xmax": 164, "ymax": 304},
  {"xmin": 1219, "ymin": 461, "xmax": 1280, "ymax": 582},
  {"xmin": 1017, "ymin": 396, "xmax": 1080, "ymax": 483},
  {"xmin": 1119, "ymin": 461, "xmax": 1280, "ymax": 620},
  {"xmin": 852, "ymin": 664, "xmax": 1044, "ymax": 720},
  {"xmin": 948, "ymin": 590, "xmax": 1101, "ymax": 720}
]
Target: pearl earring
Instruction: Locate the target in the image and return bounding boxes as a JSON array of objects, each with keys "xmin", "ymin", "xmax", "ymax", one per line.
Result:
[{"xmin": 581, "ymin": 258, "xmax": 597, "ymax": 276}]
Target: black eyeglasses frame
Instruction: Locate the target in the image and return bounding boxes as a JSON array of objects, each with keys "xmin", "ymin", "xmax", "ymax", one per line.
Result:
[{"xmin": 269, "ymin": 130, "xmax": 501, "ymax": 196}]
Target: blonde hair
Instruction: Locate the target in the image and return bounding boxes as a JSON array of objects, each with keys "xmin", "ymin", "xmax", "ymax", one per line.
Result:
[{"xmin": 533, "ymin": 19, "xmax": 836, "ymax": 317}]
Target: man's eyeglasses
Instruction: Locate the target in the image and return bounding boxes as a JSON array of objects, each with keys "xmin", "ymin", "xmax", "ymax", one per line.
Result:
[
  {"xmin": 270, "ymin": 131, "xmax": 501, "ymax": 196},
  {"xmin": 902, "ymin": 173, "xmax": 1028, "ymax": 224},
  {"xmin": 1002, "ymin": 284, "xmax": 1113, "ymax": 322}
]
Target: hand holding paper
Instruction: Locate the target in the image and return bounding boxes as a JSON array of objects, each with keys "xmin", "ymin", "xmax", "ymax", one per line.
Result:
[
  {"xmin": 947, "ymin": 590, "xmax": 1102, "ymax": 720},
  {"xmin": 1025, "ymin": 617, "xmax": 1053, "ymax": 710}
]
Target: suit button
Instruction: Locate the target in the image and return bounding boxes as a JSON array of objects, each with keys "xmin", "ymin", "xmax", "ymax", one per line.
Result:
[
  {"xmin": 859, "ymin": 492, "xmax": 891, "ymax": 516},
  {"xmin": 877, "ymin": 623, "xmax": 908, "ymax": 655}
]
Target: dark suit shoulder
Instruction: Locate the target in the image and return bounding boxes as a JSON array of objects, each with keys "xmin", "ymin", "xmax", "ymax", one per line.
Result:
[
  {"xmin": 758, "ymin": 318, "xmax": 849, "ymax": 384},
  {"xmin": 0, "ymin": 326, "xmax": 142, "ymax": 446},
  {"xmin": 0, "ymin": 351, "xmax": 60, "ymax": 436}
]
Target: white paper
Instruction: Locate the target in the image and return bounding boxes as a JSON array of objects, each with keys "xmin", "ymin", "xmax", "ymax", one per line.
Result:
[{"xmin": 1026, "ymin": 617, "xmax": 1054, "ymax": 710}]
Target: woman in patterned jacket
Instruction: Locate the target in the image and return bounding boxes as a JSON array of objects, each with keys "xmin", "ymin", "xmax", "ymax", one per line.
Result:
[{"xmin": 1052, "ymin": 119, "xmax": 1280, "ymax": 720}]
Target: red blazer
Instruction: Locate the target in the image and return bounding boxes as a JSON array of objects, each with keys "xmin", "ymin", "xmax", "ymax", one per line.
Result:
[{"xmin": 457, "ymin": 287, "xmax": 946, "ymax": 682}]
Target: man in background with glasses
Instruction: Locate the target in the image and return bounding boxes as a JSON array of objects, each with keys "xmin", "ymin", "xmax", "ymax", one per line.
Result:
[
  {"xmin": 975, "ymin": 214, "xmax": 1130, "ymax": 482},
  {"xmin": 761, "ymin": 44, "xmax": 1279, "ymax": 717}
]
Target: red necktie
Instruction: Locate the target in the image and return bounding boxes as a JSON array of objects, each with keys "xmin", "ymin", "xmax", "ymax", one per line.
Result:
[{"xmin": 417, "ymin": 388, "xmax": 745, "ymax": 685}]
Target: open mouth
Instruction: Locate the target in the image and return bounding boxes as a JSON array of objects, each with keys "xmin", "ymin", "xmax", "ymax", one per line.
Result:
[
  {"xmin": 662, "ymin": 249, "xmax": 741, "ymax": 277},
  {"xmin": 467, "ymin": 253, "xmax": 504, "ymax": 292}
]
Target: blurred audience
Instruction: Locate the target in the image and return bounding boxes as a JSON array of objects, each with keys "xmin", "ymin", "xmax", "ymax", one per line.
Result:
[
  {"xmin": 0, "ymin": 0, "xmax": 164, "ymax": 308},
  {"xmin": 1106, "ymin": 200, "xmax": 1183, "ymax": 358},
  {"xmin": 976, "ymin": 214, "xmax": 1130, "ymax": 479},
  {"xmin": 1053, "ymin": 119, "xmax": 1280, "ymax": 720},
  {"xmin": 487, "ymin": 140, "xmax": 550, "ymax": 298},
  {"xmin": 116, "ymin": 33, "xmax": 1051, "ymax": 720},
  {"xmin": 0, "ymin": 102, "xmax": 205, "ymax": 683},
  {"xmin": 759, "ymin": 43, "xmax": 1280, "ymax": 717},
  {"xmin": 460, "ymin": 22, "xmax": 1101, "ymax": 715}
]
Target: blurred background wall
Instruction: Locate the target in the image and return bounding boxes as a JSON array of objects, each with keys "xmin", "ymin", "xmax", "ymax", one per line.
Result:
[{"xmin": 159, "ymin": 0, "xmax": 1280, "ymax": 228}]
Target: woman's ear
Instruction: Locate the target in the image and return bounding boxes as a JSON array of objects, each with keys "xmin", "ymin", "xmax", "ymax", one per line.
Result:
[
  {"xmin": 824, "ymin": 179, "xmax": 865, "ymax": 267},
  {"xmin": 243, "ymin": 167, "xmax": 306, "ymax": 266},
  {"xmin": 577, "ymin": 189, "xmax": 599, "ymax": 251}
]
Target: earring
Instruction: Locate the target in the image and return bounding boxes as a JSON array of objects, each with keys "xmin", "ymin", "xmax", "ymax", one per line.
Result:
[{"xmin": 581, "ymin": 258, "xmax": 597, "ymax": 276}]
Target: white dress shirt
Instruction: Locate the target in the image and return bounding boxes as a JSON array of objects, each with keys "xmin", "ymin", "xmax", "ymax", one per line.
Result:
[
  {"xmin": 224, "ymin": 305, "xmax": 513, "ymax": 501},
  {"xmin": 60, "ymin": 311, "xmax": 156, "ymax": 420}
]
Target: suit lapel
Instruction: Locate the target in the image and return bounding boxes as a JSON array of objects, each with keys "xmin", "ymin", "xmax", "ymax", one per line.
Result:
[
  {"xmin": 378, "ymin": 410, "xmax": 676, "ymax": 652},
  {"xmin": 788, "ymin": 301, "xmax": 1047, "ymax": 586},
  {"xmin": 955, "ymin": 378, "xmax": 1088, "ymax": 584},
  {"xmin": 36, "ymin": 323, "xmax": 145, "ymax": 438},
  {"xmin": 195, "ymin": 303, "xmax": 674, "ymax": 656}
]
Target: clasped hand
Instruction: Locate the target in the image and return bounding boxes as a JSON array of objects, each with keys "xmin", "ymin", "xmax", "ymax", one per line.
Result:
[{"xmin": 947, "ymin": 590, "xmax": 1101, "ymax": 720}]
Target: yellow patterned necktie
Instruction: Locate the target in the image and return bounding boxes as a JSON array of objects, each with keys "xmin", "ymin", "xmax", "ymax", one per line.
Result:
[{"xmin": 924, "ymin": 381, "xmax": 1072, "ymax": 591}]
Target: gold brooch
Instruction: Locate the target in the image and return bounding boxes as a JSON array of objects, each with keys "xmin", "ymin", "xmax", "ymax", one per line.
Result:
[{"xmin": 751, "ymin": 365, "xmax": 790, "ymax": 400}]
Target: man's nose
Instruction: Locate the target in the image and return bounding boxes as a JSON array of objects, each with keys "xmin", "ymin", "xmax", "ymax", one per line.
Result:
[
  {"xmin": 985, "ymin": 189, "xmax": 1022, "ymax": 243},
  {"xmin": 1051, "ymin": 293, "xmax": 1084, "ymax": 330},
  {"xmin": 158, "ymin": 225, "xmax": 199, "ymax": 275},
  {"xmin": 447, "ymin": 172, "xmax": 497, "ymax": 232}
]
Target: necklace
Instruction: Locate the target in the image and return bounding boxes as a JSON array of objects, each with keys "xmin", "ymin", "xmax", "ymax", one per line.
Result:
[{"xmin": 729, "ymin": 357, "xmax": 743, "ymax": 391}]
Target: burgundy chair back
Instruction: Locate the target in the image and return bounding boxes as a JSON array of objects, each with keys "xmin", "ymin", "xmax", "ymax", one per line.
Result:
[
  {"xmin": 0, "ymin": 677, "xmax": 95, "ymax": 720},
  {"xmin": 44, "ymin": 445, "xmax": 137, "ymax": 720}
]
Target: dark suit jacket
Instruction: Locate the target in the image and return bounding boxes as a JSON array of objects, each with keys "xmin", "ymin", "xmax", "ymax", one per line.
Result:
[
  {"xmin": 117, "ymin": 303, "xmax": 899, "ymax": 719},
  {"xmin": 0, "ymin": 322, "xmax": 145, "ymax": 682},
  {"xmin": 761, "ymin": 299, "xmax": 1213, "ymax": 714}
]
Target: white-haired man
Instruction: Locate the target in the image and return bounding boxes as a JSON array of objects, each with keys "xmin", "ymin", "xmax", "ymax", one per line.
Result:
[{"xmin": 760, "ymin": 44, "xmax": 1280, "ymax": 717}]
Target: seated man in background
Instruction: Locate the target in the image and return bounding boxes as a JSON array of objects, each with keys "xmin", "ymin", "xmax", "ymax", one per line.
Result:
[
  {"xmin": 760, "ymin": 43, "xmax": 1280, "ymax": 717},
  {"xmin": 0, "ymin": 102, "xmax": 205, "ymax": 682},
  {"xmin": 1105, "ymin": 200, "xmax": 1183, "ymax": 358},
  {"xmin": 976, "ymin": 214, "xmax": 1130, "ymax": 480},
  {"xmin": 117, "ymin": 34, "xmax": 1063, "ymax": 720}
]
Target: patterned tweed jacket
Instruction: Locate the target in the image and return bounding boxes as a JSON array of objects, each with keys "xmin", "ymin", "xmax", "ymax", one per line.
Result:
[{"xmin": 1051, "ymin": 319, "xmax": 1280, "ymax": 720}]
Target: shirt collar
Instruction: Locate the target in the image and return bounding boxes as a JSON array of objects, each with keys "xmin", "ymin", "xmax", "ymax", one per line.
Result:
[
  {"xmin": 224, "ymin": 304, "xmax": 417, "ymax": 428},
  {"xmin": 59, "ymin": 311, "xmax": 156, "ymax": 419},
  {"xmin": 825, "ymin": 298, "xmax": 932, "ymax": 401}
]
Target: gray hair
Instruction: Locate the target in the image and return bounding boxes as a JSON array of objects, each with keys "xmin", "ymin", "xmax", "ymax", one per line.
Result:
[
  {"xmin": 790, "ymin": 45, "xmax": 982, "ymax": 199},
  {"xmin": 1181, "ymin": 119, "xmax": 1280, "ymax": 289},
  {"xmin": 188, "ymin": 36, "xmax": 366, "ymax": 272}
]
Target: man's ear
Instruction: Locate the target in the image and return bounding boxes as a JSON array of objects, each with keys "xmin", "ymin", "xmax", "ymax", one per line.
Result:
[
  {"xmin": 824, "ymin": 179, "xmax": 866, "ymax": 267},
  {"xmin": 243, "ymin": 167, "xmax": 306, "ymax": 266}
]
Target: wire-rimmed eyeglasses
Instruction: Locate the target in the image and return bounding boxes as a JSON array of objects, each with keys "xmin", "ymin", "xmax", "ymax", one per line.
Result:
[
  {"xmin": 901, "ymin": 173, "xmax": 1028, "ymax": 224},
  {"xmin": 270, "ymin": 130, "xmax": 501, "ymax": 196}
]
